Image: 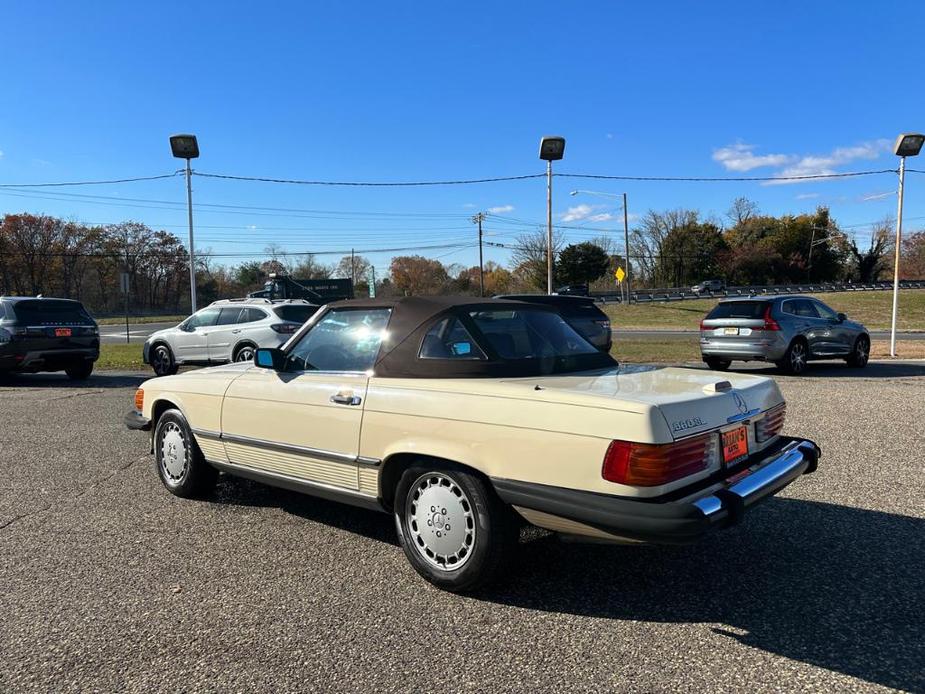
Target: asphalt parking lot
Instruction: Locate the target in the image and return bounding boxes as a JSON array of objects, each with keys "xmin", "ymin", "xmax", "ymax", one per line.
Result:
[{"xmin": 1, "ymin": 363, "xmax": 923, "ymax": 693}]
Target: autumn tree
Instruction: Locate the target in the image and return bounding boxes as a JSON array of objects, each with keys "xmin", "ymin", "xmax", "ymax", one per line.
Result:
[
  {"xmin": 509, "ymin": 228, "xmax": 563, "ymax": 290},
  {"xmin": 389, "ymin": 255, "xmax": 449, "ymax": 295}
]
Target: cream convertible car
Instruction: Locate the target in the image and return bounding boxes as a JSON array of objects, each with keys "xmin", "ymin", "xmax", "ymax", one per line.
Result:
[{"xmin": 125, "ymin": 297, "xmax": 820, "ymax": 592}]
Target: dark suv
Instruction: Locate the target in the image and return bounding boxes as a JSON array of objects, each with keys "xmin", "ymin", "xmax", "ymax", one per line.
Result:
[
  {"xmin": 0, "ymin": 297, "xmax": 100, "ymax": 379},
  {"xmin": 495, "ymin": 294, "xmax": 612, "ymax": 352}
]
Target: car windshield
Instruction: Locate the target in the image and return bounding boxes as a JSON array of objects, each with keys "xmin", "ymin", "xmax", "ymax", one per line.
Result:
[
  {"xmin": 11, "ymin": 300, "xmax": 93, "ymax": 325},
  {"xmin": 706, "ymin": 301, "xmax": 768, "ymax": 320},
  {"xmin": 468, "ymin": 308, "xmax": 598, "ymax": 359}
]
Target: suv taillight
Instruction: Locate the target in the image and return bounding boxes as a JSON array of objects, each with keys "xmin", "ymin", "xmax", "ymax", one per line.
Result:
[
  {"xmin": 755, "ymin": 404, "xmax": 786, "ymax": 442},
  {"xmin": 602, "ymin": 434, "xmax": 716, "ymax": 486},
  {"xmin": 270, "ymin": 323, "xmax": 298, "ymax": 334},
  {"xmin": 761, "ymin": 305, "xmax": 781, "ymax": 331}
]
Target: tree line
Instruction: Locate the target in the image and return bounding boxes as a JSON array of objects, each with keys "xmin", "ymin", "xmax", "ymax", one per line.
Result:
[{"xmin": 2, "ymin": 200, "xmax": 923, "ymax": 315}]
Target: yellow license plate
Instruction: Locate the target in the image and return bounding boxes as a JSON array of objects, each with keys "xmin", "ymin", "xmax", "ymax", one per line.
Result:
[
  {"xmin": 722, "ymin": 426, "xmax": 749, "ymax": 465},
  {"xmin": 724, "ymin": 327, "xmax": 739, "ymax": 335}
]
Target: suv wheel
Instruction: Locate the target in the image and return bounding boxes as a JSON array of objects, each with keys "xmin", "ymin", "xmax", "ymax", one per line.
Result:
[
  {"xmin": 394, "ymin": 462, "xmax": 518, "ymax": 593},
  {"xmin": 846, "ymin": 335, "xmax": 870, "ymax": 368},
  {"xmin": 154, "ymin": 409, "xmax": 218, "ymax": 498},
  {"xmin": 151, "ymin": 344, "xmax": 179, "ymax": 377},
  {"xmin": 233, "ymin": 344, "xmax": 256, "ymax": 363},
  {"xmin": 64, "ymin": 360, "xmax": 94, "ymax": 380},
  {"xmin": 777, "ymin": 339, "xmax": 808, "ymax": 375}
]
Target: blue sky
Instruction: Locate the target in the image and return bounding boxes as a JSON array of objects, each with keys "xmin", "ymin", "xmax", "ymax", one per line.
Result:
[{"xmin": 1, "ymin": 1, "xmax": 924, "ymax": 277}]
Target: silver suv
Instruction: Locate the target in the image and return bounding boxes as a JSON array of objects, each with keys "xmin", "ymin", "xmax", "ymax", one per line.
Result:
[
  {"xmin": 143, "ymin": 299, "xmax": 319, "ymax": 376},
  {"xmin": 700, "ymin": 295, "xmax": 870, "ymax": 374}
]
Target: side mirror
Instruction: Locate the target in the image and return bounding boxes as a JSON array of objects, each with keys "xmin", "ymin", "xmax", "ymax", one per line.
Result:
[
  {"xmin": 255, "ymin": 347, "xmax": 286, "ymax": 370},
  {"xmin": 837, "ymin": 312, "xmax": 847, "ymax": 322}
]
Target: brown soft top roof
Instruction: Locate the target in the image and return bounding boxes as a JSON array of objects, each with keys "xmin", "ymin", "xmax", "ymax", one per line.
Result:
[{"xmin": 320, "ymin": 295, "xmax": 615, "ymax": 378}]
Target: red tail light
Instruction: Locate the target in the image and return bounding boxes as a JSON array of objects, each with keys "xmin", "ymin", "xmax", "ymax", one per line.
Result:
[
  {"xmin": 699, "ymin": 320, "xmax": 707, "ymax": 330},
  {"xmin": 761, "ymin": 305, "xmax": 781, "ymax": 331},
  {"xmin": 755, "ymin": 404, "xmax": 786, "ymax": 442},
  {"xmin": 602, "ymin": 434, "xmax": 716, "ymax": 486},
  {"xmin": 270, "ymin": 323, "xmax": 299, "ymax": 334}
]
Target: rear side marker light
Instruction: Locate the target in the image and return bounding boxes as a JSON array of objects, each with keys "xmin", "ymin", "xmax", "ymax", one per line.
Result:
[
  {"xmin": 602, "ymin": 433, "xmax": 716, "ymax": 486},
  {"xmin": 755, "ymin": 404, "xmax": 786, "ymax": 442},
  {"xmin": 134, "ymin": 389, "xmax": 144, "ymax": 411},
  {"xmin": 760, "ymin": 305, "xmax": 781, "ymax": 331}
]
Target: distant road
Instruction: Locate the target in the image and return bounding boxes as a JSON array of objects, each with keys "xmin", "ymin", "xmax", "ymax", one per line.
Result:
[{"xmin": 99, "ymin": 321, "xmax": 176, "ymax": 344}]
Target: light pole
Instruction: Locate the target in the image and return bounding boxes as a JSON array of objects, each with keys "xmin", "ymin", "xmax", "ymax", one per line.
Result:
[
  {"xmin": 570, "ymin": 189, "xmax": 632, "ymax": 301},
  {"xmin": 890, "ymin": 133, "xmax": 924, "ymax": 357},
  {"xmin": 471, "ymin": 212, "xmax": 486, "ymax": 296},
  {"xmin": 170, "ymin": 134, "xmax": 200, "ymax": 313},
  {"xmin": 539, "ymin": 136, "xmax": 566, "ymax": 295}
]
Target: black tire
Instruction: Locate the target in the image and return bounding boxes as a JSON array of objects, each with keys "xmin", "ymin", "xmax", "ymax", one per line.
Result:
[
  {"xmin": 64, "ymin": 360, "xmax": 94, "ymax": 380},
  {"xmin": 151, "ymin": 343, "xmax": 179, "ymax": 377},
  {"xmin": 777, "ymin": 339, "xmax": 809, "ymax": 375},
  {"xmin": 846, "ymin": 335, "xmax": 870, "ymax": 368},
  {"xmin": 233, "ymin": 343, "xmax": 257, "ymax": 363},
  {"xmin": 394, "ymin": 461, "xmax": 518, "ymax": 593},
  {"xmin": 704, "ymin": 357, "xmax": 731, "ymax": 371},
  {"xmin": 153, "ymin": 408, "xmax": 218, "ymax": 498}
]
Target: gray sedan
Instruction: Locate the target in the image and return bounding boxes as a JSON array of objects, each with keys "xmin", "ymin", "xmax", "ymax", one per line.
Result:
[{"xmin": 700, "ymin": 295, "xmax": 870, "ymax": 374}]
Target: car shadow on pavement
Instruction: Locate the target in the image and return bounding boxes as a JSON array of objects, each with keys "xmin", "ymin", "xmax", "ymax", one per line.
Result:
[
  {"xmin": 211, "ymin": 474, "xmax": 399, "ymax": 546},
  {"xmin": 479, "ymin": 498, "xmax": 923, "ymax": 692},
  {"xmin": 0, "ymin": 372, "xmax": 147, "ymax": 389},
  {"xmin": 725, "ymin": 361, "xmax": 925, "ymax": 379}
]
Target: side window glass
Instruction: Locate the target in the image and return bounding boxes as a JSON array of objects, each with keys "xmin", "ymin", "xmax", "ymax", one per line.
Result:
[
  {"xmin": 780, "ymin": 300, "xmax": 794, "ymax": 315},
  {"xmin": 187, "ymin": 308, "xmax": 221, "ymax": 329},
  {"xmin": 796, "ymin": 300, "xmax": 820, "ymax": 318},
  {"xmin": 419, "ymin": 317, "xmax": 487, "ymax": 360},
  {"xmin": 238, "ymin": 308, "xmax": 266, "ymax": 324},
  {"xmin": 285, "ymin": 308, "xmax": 391, "ymax": 372},
  {"xmin": 216, "ymin": 307, "xmax": 243, "ymax": 325},
  {"xmin": 813, "ymin": 302, "xmax": 836, "ymax": 320}
]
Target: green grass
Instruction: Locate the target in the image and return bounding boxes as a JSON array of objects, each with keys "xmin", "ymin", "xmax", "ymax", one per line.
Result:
[
  {"xmin": 96, "ymin": 315, "xmax": 184, "ymax": 326},
  {"xmin": 96, "ymin": 343, "xmax": 148, "ymax": 371},
  {"xmin": 603, "ymin": 289, "xmax": 925, "ymax": 332}
]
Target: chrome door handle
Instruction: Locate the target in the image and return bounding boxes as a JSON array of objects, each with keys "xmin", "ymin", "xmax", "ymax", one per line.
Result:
[
  {"xmin": 232, "ymin": 329, "xmax": 242, "ymax": 334},
  {"xmin": 330, "ymin": 393, "xmax": 362, "ymax": 406}
]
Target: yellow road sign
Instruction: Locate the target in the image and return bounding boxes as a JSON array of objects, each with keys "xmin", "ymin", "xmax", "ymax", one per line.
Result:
[{"xmin": 615, "ymin": 266, "xmax": 626, "ymax": 282}]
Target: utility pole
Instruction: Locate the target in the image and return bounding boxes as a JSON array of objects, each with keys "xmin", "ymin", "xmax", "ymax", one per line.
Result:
[
  {"xmin": 471, "ymin": 212, "xmax": 486, "ymax": 296},
  {"xmin": 351, "ymin": 248, "xmax": 356, "ymax": 290},
  {"xmin": 546, "ymin": 160, "xmax": 554, "ymax": 294},
  {"xmin": 623, "ymin": 192, "xmax": 631, "ymax": 303},
  {"xmin": 890, "ymin": 156, "xmax": 907, "ymax": 357}
]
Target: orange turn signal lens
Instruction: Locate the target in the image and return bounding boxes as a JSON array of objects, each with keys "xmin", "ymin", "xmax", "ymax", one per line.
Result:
[{"xmin": 134, "ymin": 388, "xmax": 144, "ymax": 411}]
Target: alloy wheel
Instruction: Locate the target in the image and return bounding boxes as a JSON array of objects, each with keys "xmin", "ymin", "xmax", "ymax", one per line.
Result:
[
  {"xmin": 159, "ymin": 421, "xmax": 188, "ymax": 483},
  {"xmin": 235, "ymin": 346, "xmax": 255, "ymax": 362},
  {"xmin": 406, "ymin": 473, "xmax": 476, "ymax": 570},
  {"xmin": 790, "ymin": 342, "xmax": 806, "ymax": 373}
]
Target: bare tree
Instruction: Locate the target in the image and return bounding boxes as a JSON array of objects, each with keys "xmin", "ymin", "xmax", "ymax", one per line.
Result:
[
  {"xmin": 726, "ymin": 197, "xmax": 759, "ymax": 226},
  {"xmin": 509, "ymin": 227, "xmax": 563, "ymax": 290}
]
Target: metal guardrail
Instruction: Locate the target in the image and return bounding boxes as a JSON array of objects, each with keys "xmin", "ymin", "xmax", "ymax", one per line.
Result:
[{"xmin": 592, "ymin": 280, "xmax": 925, "ymax": 304}]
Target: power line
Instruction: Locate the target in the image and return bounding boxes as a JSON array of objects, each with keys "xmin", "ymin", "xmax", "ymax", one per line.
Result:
[
  {"xmin": 0, "ymin": 172, "xmax": 182, "ymax": 188},
  {"xmin": 193, "ymin": 171, "xmax": 547, "ymax": 187},
  {"xmin": 557, "ymin": 170, "xmax": 899, "ymax": 182}
]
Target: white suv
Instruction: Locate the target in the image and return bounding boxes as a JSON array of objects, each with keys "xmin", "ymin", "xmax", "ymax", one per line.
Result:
[{"xmin": 143, "ymin": 299, "xmax": 319, "ymax": 376}]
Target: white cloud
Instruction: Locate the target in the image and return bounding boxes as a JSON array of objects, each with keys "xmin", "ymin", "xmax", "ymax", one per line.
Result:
[
  {"xmin": 712, "ymin": 143, "xmax": 793, "ymax": 172},
  {"xmin": 462, "ymin": 203, "xmax": 476, "ymax": 209},
  {"xmin": 487, "ymin": 204, "xmax": 514, "ymax": 214},
  {"xmin": 795, "ymin": 193, "xmax": 819, "ymax": 200},
  {"xmin": 860, "ymin": 191, "xmax": 895, "ymax": 201},
  {"xmin": 0, "ymin": 150, "xmax": 4, "ymax": 158},
  {"xmin": 561, "ymin": 204, "xmax": 596, "ymax": 222},
  {"xmin": 606, "ymin": 133, "xmax": 614, "ymax": 140},
  {"xmin": 587, "ymin": 213, "xmax": 618, "ymax": 223},
  {"xmin": 764, "ymin": 139, "xmax": 891, "ymax": 185}
]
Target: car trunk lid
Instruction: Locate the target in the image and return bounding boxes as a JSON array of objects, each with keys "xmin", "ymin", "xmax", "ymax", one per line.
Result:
[{"xmin": 503, "ymin": 365, "xmax": 782, "ymax": 440}]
